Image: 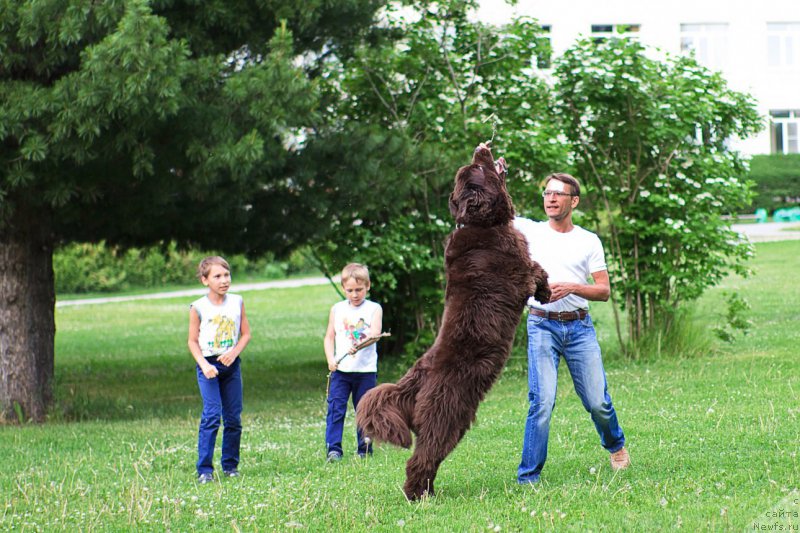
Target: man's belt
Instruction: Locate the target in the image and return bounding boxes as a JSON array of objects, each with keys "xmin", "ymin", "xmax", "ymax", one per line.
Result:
[{"xmin": 529, "ymin": 307, "xmax": 588, "ymax": 322}]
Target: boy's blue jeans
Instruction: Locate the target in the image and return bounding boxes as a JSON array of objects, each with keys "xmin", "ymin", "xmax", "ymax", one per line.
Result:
[
  {"xmin": 325, "ymin": 371, "xmax": 377, "ymax": 456},
  {"xmin": 518, "ymin": 312, "xmax": 625, "ymax": 484},
  {"xmin": 196, "ymin": 357, "xmax": 242, "ymax": 475}
]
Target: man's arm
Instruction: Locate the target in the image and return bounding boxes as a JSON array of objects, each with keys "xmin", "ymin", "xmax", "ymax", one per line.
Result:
[{"xmin": 548, "ymin": 270, "xmax": 610, "ymax": 303}]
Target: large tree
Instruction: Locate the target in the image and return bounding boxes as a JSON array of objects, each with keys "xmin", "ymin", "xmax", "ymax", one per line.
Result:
[
  {"xmin": 0, "ymin": 0, "xmax": 384, "ymax": 422},
  {"xmin": 301, "ymin": 2, "xmax": 565, "ymax": 353}
]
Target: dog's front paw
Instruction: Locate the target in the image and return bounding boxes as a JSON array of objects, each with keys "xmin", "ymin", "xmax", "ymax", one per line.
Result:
[{"xmin": 535, "ymin": 282, "xmax": 552, "ymax": 304}]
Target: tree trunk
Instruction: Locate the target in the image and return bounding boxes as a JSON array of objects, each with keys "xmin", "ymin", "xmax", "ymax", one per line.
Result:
[{"xmin": 0, "ymin": 207, "xmax": 55, "ymax": 423}]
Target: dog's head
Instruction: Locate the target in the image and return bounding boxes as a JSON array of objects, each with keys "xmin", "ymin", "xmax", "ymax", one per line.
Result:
[{"xmin": 449, "ymin": 143, "xmax": 514, "ymax": 227}]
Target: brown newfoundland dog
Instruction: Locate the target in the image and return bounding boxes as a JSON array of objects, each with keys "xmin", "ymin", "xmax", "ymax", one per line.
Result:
[{"xmin": 356, "ymin": 143, "xmax": 550, "ymax": 500}]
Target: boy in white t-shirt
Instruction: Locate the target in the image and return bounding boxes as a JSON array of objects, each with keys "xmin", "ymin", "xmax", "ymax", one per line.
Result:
[
  {"xmin": 323, "ymin": 263, "xmax": 383, "ymax": 462},
  {"xmin": 188, "ymin": 256, "xmax": 251, "ymax": 483}
]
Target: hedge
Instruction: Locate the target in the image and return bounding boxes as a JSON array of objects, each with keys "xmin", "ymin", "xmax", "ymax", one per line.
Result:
[
  {"xmin": 748, "ymin": 154, "xmax": 800, "ymax": 212},
  {"xmin": 54, "ymin": 241, "xmax": 316, "ymax": 294}
]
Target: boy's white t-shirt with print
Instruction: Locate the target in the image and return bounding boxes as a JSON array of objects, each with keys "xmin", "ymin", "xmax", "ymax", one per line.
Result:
[
  {"xmin": 191, "ymin": 294, "xmax": 243, "ymax": 357},
  {"xmin": 332, "ymin": 299, "xmax": 381, "ymax": 373},
  {"xmin": 514, "ymin": 217, "xmax": 607, "ymax": 313}
]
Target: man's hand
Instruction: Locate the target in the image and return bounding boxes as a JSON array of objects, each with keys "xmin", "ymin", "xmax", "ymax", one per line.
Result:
[
  {"xmin": 495, "ymin": 156, "xmax": 508, "ymax": 176},
  {"xmin": 547, "ymin": 282, "xmax": 575, "ymax": 303}
]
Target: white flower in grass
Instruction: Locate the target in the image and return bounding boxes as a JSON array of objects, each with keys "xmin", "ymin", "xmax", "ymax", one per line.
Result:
[{"xmin": 397, "ymin": 519, "xmax": 405, "ymax": 527}]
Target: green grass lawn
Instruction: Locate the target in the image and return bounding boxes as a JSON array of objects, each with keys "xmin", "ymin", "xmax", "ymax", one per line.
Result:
[{"xmin": 2, "ymin": 242, "xmax": 799, "ymax": 531}]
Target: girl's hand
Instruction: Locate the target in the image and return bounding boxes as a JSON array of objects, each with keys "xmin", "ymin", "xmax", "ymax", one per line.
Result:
[
  {"xmin": 218, "ymin": 350, "xmax": 237, "ymax": 367},
  {"xmin": 202, "ymin": 364, "xmax": 219, "ymax": 379}
]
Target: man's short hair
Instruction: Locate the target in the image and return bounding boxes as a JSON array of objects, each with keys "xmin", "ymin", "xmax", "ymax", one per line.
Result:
[{"xmin": 544, "ymin": 173, "xmax": 581, "ymax": 197}]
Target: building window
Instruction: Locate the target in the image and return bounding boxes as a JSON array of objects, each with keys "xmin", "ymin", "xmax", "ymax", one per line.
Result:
[
  {"xmin": 680, "ymin": 23, "xmax": 729, "ymax": 70},
  {"xmin": 767, "ymin": 22, "xmax": 800, "ymax": 67},
  {"xmin": 591, "ymin": 23, "xmax": 641, "ymax": 42},
  {"xmin": 771, "ymin": 110, "xmax": 800, "ymax": 154}
]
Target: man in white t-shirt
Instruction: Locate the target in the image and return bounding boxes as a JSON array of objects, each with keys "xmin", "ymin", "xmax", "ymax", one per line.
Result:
[{"xmin": 514, "ymin": 173, "xmax": 630, "ymax": 484}]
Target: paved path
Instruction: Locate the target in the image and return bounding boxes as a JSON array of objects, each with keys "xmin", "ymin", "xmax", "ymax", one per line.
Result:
[
  {"xmin": 730, "ymin": 221, "xmax": 800, "ymax": 243},
  {"xmin": 56, "ymin": 276, "xmax": 335, "ymax": 308}
]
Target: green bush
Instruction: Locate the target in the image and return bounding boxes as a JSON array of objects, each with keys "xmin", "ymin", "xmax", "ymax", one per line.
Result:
[
  {"xmin": 748, "ymin": 154, "xmax": 800, "ymax": 212},
  {"xmin": 54, "ymin": 242, "xmax": 318, "ymax": 294}
]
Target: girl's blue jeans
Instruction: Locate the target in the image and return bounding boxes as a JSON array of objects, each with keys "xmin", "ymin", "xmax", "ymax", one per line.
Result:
[
  {"xmin": 518, "ymin": 312, "xmax": 625, "ymax": 484},
  {"xmin": 196, "ymin": 356, "xmax": 242, "ymax": 475},
  {"xmin": 325, "ymin": 371, "xmax": 377, "ymax": 456}
]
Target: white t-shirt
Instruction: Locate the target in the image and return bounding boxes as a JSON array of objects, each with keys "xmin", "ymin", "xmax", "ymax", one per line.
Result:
[
  {"xmin": 191, "ymin": 294, "xmax": 243, "ymax": 357},
  {"xmin": 331, "ymin": 299, "xmax": 381, "ymax": 373},
  {"xmin": 514, "ymin": 217, "xmax": 607, "ymax": 312}
]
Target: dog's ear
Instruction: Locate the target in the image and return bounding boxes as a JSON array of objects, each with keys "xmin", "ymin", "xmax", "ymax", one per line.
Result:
[
  {"xmin": 449, "ymin": 188, "xmax": 475, "ymax": 222},
  {"xmin": 448, "ymin": 191, "xmax": 459, "ymax": 219}
]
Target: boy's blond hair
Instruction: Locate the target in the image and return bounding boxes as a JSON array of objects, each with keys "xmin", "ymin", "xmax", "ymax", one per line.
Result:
[
  {"xmin": 341, "ymin": 263, "xmax": 370, "ymax": 286},
  {"xmin": 197, "ymin": 256, "xmax": 230, "ymax": 280}
]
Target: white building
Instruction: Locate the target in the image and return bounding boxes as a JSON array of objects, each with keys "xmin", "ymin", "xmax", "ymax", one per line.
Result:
[{"xmin": 475, "ymin": 0, "xmax": 800, "ymax": 156}]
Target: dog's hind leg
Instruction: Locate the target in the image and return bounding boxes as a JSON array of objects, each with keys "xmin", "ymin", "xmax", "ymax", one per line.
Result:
[{"xmin": 403, "ymin": 381, "xmax": 478, "ymax": 500}]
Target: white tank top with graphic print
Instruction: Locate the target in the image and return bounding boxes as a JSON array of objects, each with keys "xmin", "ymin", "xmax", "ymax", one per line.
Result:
[
  {"xmin": 191, "ymin": 294, "xmax": 243, "ymax": 357},
  {"xmin": 332, "ymin": 299, "xmax": 381, "ymax": 373}
]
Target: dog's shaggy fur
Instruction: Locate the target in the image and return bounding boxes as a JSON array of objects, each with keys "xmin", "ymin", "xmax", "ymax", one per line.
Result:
[{"xmin": 356, "ymin": 144, "xmax": 550, "ymax": 500}]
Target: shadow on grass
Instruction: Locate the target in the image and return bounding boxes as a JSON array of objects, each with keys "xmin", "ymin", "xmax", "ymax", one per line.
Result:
[{"xmin": 52, "ymin": 357, "xmax": 331, "ymax": 423}]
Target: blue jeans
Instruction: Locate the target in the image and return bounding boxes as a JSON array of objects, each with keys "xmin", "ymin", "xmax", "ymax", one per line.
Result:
[
  {"xmin": 196, "ymin": 357, "xmax": 242, "ymax": 475},
  {"xmin": 518, "ymin": 312, "xmax": 625, "ymax": 484},
  {"xmin": 325, "ymin": 371, "xmax": 377, "ymax": 456}
]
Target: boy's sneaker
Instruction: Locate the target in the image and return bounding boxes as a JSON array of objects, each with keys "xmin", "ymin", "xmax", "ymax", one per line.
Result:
[
  {"xmin": 326, "ymin": 451, "xmax": 342, "ymax": 463},
  {"xmin": 610, "ymin": 447, "xmax": 631, "ymax": 471},
  {"xmin": 197, "ymin": 472, "xmax": 214, "ymax": 484},
  {"xmin": 223, "ymin": 469, "xmax": 239, "ymax": 478}
]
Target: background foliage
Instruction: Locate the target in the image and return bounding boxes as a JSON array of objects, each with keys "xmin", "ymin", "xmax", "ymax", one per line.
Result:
[
  {"xmin": 554, "ymin": 37, "xmax": 762, "ymax": 355},
  {"xmin": 302, "ymin": 4, "xmax": 565, "ymax": 352},
  {"xmin": 53, "ymin": 242, "xmax": 317, "ymax": 294}
]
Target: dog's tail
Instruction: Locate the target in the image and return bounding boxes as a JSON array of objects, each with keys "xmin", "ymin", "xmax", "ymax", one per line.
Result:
[{"xmin": 357, "ymin": 383, "xmax": 414, "ymax": 449}]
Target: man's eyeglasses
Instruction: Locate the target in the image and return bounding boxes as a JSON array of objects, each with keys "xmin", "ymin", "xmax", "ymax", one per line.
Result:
[{"xmin": 542, "ymin": 191, "xmax": 574, "ymax": 198}]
